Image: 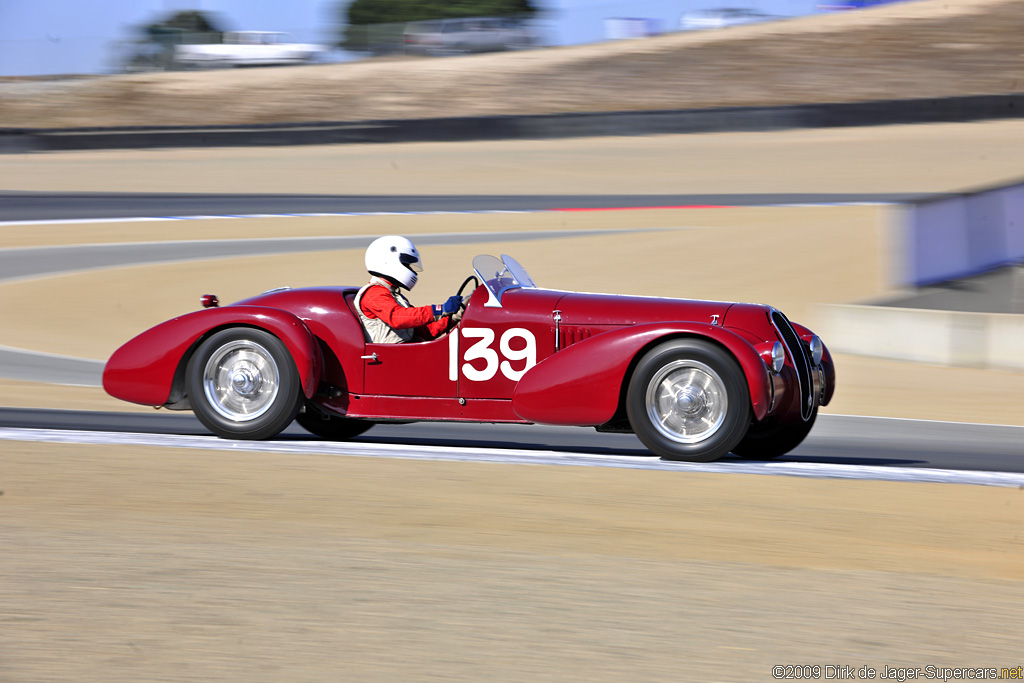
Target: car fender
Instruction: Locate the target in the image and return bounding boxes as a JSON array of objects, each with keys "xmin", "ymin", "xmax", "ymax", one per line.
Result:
[
  {"xmin": 512, "ymin": 322, "xmax": 772, "ymax": 426},
  {"xmin": 103, "ymin": 306, "xmax": 321, "ymax": 407}
]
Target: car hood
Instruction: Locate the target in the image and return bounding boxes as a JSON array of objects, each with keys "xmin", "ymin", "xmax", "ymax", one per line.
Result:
[{"xmin": 554, "ymin": 291, "xmax": 733, "ymax": 326}]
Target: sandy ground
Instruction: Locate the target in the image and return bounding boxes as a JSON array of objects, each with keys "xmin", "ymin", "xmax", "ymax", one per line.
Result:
[
  {"xmin": 0, "ymin": 207, "xmax": 861, "ymax": 249},
  {"xmin": 5, "ymin": 121, "xmax": 1024, "ymax": 196},
  {"xmin": 0, "ymin": 209, "xmax": 887, "ymax": 358},
  {"xmin": 2, "ymin": 441, "xmax": 1023, "ymax": 682},
  {"xmin": 4, "ymin": 123, "xmax": 1024, "ymax": 422},
  {"xmin": 3, "ymin": 123, "xmax": 1024, "ymax": 680},
  {"xmin": 2, "ymin": 0, "xmax": 1023, "ymax": 128},
  {"xmin": 3, "ymin": 208, "xmax": 1024, "ymax": 426}
]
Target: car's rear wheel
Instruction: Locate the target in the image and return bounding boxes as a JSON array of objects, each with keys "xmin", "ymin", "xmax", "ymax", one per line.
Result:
[
  {"xmin": 732, "ymin": 407, "xmax": 817, "ymax": 460},
  {"xmin": 296, "ymin": 409, "xmax": 374, "ymax": 440},
  {"xmin": 186, "ymin": 328, "xmax": 302, "ymax": 440},
  {"xmin": 626, "ymin": 339, "xmax": 750, "ymax": 462}
]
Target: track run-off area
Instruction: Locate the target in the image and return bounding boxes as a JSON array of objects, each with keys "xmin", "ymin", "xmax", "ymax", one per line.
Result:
[
  {"xmin": 0, "ymin": 191, "xmax": 1022, "ymax": 485},
  {"xmin": 3, "ymin": 414, "xmax": 1024, "ymax": 486},
  {"xmin": 4, "ymin": 126, "xmax": 1024, "ymax": 682}
]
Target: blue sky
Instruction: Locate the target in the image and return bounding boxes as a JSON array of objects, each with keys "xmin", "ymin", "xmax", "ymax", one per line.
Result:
[{"xmin": 0, "ymin": 0, "xmax": 821, "ymax": 76}]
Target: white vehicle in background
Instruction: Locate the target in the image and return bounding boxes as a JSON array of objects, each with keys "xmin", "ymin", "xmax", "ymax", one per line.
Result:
[
  {"xmin": 604, "ymin": 17, "xmax": 660, "ymax": 40},
  {"xmin": 174, "ymin": 31, "xmax": 325, "ymax": 68},
  {"xmin": 404, "ymin": 17, "xmax": 536, "ymax": 55},
  {"xmin": 679, "ymin": 8, "xmax": 775, "ymax": 30}
]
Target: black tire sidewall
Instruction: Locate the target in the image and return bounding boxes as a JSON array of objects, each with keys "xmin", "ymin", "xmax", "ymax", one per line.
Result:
[
  {"xmin": 186, "ymin": 328, "xmax": 302, "ymax": 440},
  {"xmin": 627, "ymin": 339, "xmax": 751, "ymax": 462},
  {"xmin": 732, "ymin": 407, "xmax": 817, "ymax": 460}
]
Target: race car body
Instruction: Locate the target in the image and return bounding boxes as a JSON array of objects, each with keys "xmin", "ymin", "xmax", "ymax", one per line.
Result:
[{"xmin": 104, "ymin": 254, "xmax": 835, "ymax": 462}]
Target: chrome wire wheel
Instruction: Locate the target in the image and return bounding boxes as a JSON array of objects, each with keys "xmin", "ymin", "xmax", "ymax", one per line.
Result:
[
  {"xmin": 203, "ymin": 340, "xmax": 280, "ymax": 422},
  {"xmin": 644, "ymin": 359, "xmax": 728, "ymax": 445},
  {"xmin": 627, "ymin": 339, "xmax": 750, "ymax": 462}
]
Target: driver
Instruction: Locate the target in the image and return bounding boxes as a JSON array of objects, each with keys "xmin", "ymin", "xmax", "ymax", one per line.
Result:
[{"xmin": 355, "ymin": 235, "xmax": 464, "ymax": 343}]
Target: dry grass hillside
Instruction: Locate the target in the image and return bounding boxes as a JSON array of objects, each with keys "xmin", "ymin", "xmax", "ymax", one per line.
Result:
[{"xmin": 1, "ymin": 0, "xmax": 1022, "ymax": 128}]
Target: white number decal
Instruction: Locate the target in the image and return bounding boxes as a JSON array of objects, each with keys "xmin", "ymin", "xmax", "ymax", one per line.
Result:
[
  {"xmin": 461, "ymin": 328, "xmax": 499, "ymax": 381},
  {"xmin": 499, "ymin": 328, "xmax": 536, "ymax": 381},
  {"xmin": 449, "ymin": 329, "xmax": 460, "ymax": 382},
  {"xmin": 448, "ymin": 327, "xmax": 537, "ymax": 382}
]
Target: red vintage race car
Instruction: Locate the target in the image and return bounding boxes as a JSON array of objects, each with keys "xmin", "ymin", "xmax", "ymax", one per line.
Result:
[{"xmin": 103, "ymin": 254, "xmax": 835, "ymax": 462}]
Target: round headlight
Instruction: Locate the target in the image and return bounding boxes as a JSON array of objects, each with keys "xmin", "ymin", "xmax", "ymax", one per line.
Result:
[
  {"xmin": 770, "ymin": 342, "xmax": 785, "ymax": 374},
  {"xmin": 808, "ymin": 336, "xmax": 823, "ymax": 366}
]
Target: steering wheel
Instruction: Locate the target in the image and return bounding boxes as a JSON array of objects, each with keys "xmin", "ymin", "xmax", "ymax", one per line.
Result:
[{"xmin": 456, "ymin": 275, "xmax": 479, "ymax": 309}]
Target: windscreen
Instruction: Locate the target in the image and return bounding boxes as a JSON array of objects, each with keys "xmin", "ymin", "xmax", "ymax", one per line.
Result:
[
  {"xmin": 472, "ymin": 254, "xmax": 536, "ymax": 306},
  {"xmin": 501, "ymin": 255, "xmax": 535, "ymax": 288}
]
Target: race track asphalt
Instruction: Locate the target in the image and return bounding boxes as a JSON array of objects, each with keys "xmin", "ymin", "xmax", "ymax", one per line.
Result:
[
  {"xmin": 3, "ymin": 190, "xmax": 1022, "ymax": 478},
  {"xmin": 0, "ymin": 190, "xmax": 936, "ymax": 222},
  {"xmin": 0, "ymin": 230, "xmax": 636, "ymax": 285},
  {"xmin": 2, "ymin": 407, "xmax": 1022, "ymax": 475}
]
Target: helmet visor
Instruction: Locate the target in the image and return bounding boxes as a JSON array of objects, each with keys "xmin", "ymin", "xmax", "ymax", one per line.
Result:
[{"xmin": 399, "ymin": 252, "xmax": 423, "ymax": 272}]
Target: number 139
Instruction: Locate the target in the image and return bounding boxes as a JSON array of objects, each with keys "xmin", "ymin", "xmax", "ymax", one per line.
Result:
[{"xmin": 449, "ymin": 327, "xmax": 537, "ymax": 382}]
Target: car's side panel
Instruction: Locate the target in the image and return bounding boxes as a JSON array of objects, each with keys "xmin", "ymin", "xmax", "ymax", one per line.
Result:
[
  {"xmin": 318, "ymin": 394, "xmax": 528, "ymax": 423},
  {"xmin": 511, "ymin": 322, "xmax": 773, "ymax": 426},
  {"xmin": 363, "ymin": 336, "xmax": 458, "ymax": 398},
  {"xmin": 455, "ymin": 287, "xmax": 565, "ymax": 400},
  {"xmin": 102, "ymin": 306, "xmax": 321, "ymax": 407}
]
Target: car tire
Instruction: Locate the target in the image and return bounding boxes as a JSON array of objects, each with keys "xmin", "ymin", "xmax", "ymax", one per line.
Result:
[
  {"xmin": 731, "ymin": 407, "xmax": 817, "ymax": 460},
  {"xmin": 626, "ymin": 339, "xmax": 750, "ymax": 462},
  {"xmin": 296, "ymin": 409, "xmax": 374, "ymax": 440},
  {"xmin": 186, "ymin": 328, "xmax": 302, "ymax": 440}
]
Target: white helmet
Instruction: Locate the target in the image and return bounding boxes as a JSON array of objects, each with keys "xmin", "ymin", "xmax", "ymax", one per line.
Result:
[{"xmin": 365, "ymin": 235, "xmax": 423, "ymax": 290}]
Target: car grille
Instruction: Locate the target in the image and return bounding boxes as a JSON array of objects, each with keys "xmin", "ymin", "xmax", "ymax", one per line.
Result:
[{"xmin": 771, "ymin": 310, "xmax": 814, "ymax": 421}]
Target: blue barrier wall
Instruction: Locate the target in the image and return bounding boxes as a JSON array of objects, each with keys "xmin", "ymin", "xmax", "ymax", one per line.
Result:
[{"xmin": 904, "ymin": 183, "xmax": 1024, "ymax": 286}]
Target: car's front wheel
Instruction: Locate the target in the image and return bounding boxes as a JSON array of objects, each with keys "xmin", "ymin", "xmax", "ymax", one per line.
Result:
[
  {"xmin": 626, "ymin": 339, "xmax": 750, "ymax": 462},
  {"xmin": 732, "ymin": 407, "xmax": 817, "ymax": 460},
  {"xmin": 186, "ymin": 328, "xmax": 302, "ymax": 440}
]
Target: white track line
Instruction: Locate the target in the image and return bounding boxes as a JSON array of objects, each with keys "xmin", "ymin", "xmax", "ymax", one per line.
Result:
[
  {"xmin": 0, "ymin": 203, "xmax": 896, "ymax": 229},
  {"xmin": 0, "ymin": 343, "xmax": 104, "ymax": 363},
  {"xmin": 0, "ymin": 211, "xmax": 537, "ymax": 228},
  {"xmin": 3, "ymin": 427, "xmax": 1023, "ymax": 488},
  {"xmin": 827, "ymin": 413, "xmax": 1024, "ymax": 430}
]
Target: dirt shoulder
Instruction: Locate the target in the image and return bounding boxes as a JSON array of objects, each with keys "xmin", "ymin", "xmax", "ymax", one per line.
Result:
[
  {"xmin": 1, "ymin": 440, "xmax": 1022, "ymax": 682},
  {"xmin": 3, "ymin": 209, "xmax": 1024, "ymax": 426},
  {"xmin": 2, "ymin": 0, "xmax": 1022, "ymax": 128},
  {"xmin": 7, "ymin": 121, "xmax": 1024, "ymax": 197},
  {"xmin": 0, "ymin": 209, "xmax": 886, "ymax": 360}
]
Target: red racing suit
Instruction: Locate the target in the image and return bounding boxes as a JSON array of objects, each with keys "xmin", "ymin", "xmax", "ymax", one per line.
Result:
[{"xmin": 358, "ymin": 277, "xmax": 453, "ymax": 343}]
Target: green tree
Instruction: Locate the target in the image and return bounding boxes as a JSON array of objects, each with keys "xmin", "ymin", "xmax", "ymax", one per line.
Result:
[
  {"xmin": 145, "ymin": 10, "xmax": 225, "ymax": 45},
  {"xmin": 341, "ymin": 0, "xmax": 537, "ymax": 51},
  {"xmin": 122, "ymin": 9, "xmax": 226, "ymax": 72}
]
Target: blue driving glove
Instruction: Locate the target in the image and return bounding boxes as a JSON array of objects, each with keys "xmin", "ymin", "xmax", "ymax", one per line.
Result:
[{"xmin": 434, "ymin": 295, "xmax": 463, "ymax": 316}]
